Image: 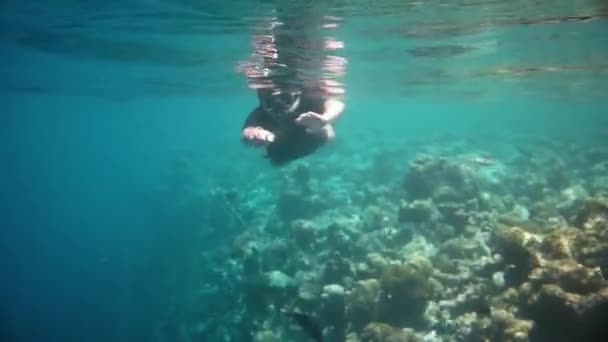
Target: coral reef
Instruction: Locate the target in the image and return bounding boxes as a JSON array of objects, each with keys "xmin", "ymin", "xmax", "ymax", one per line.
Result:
[{"xmin": 178, "ymin": 139, "xmax": 608, "ymax": 342}]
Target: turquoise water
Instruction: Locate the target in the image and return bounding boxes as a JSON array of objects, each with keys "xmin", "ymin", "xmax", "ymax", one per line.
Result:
[{"xmin": 2, "ymin": 1, "xmax": 608, "ymax": 341}]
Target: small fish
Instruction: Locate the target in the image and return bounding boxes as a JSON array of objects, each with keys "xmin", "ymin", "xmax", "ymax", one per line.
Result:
[{"xmin": 284, "ymin": 310, "xmax": 324, "ymax": 342}]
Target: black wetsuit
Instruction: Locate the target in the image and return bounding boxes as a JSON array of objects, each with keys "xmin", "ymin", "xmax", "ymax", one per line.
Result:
[{"xmin": 243, "ymin": 89, "xmax": 328, "ymax": 166}]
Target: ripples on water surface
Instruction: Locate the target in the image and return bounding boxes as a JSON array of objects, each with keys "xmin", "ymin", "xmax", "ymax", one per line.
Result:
[{"xmin": 2, "ymin": 0, "xmax": 608, "ymax": 100}]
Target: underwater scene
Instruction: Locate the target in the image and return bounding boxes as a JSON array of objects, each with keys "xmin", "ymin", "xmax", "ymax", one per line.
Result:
[{"xmin": 2, "ymin": 0, "xmax": 608, "ymax": 341}]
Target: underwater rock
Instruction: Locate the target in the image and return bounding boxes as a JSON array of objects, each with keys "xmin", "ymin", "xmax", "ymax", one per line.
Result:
[
  {"xmin": 291, "ymin": 219, "xmax": 318, "ymax": 249},
  {"xmin": 298, "ymin": 283, "xmax": 322, "ymax": 307},
  {"xmin": 263, "ymin": 239, "xmax": 293, "ymax": 271},
  {"xmin": 524, "ymin": 179, "xmax": 547, "ymax": 202},
  {"xmin": 347, "ymin": 279, "xmax": 381, "ymax": 331},
  {"xmin": 377, "ymin": 262, "xmax": 433, "ymax": 328},
  {"xmin": 478, "ymin": 191, "xmax": 506, "ymax": 212},
  {"xmin": 572, "ymin": 198, "xmax": 608, "ymax": 229},
  {"xmin": 277, "ymin": 169, "xmax": 329, "ymax": 221},
  {"xmin": 253, "ymin": 329, "xmax": 280, "ymax": 342},
  {"xmin": 402, "ymin": 154, "xmax": 438, "ymax": 199},
  {"xmin": 327, "ymin": 219, "xmax": 360, "ymax": 256},
  {"xmin": 435, "ymin": 202, "xmax": 470, "ymax": 232},
  {"xmin": 540, "ymin": 228, "xmax": 579, "ymax": 259},
  {"xmin": 360, "ymin": 322, "xmax": 417, "ymax": 342},
  {"xmin": 355, "ymin": 231, "xmax": 390, "ymax": 258},
  {"xmin": 400, "ymin": 154, "xmax": 484, "ymax": 241},
  {"xmin": 231, "ymin": 234, "xmax": 262, "ymax": 277},
  {"xmin": 363, "ymin": 205, "xmax": 394, "ymax": 231},
  {"xmin": 567, "ymin": 198, "xmax": 608, "ymax": 274},
  {"xmin": 366, "ymin": 253, "xmax": 390, "ymax": 276},
  {"xmin": 431, "ymin": 254, "xmax": 460, "ymax": 276},
  {"xmin": 528, "ymin": 201, "xmax": 568, "ymax": 232},
  {"xmin": 426, "ymin": 222, "xmax": 457, "ymax": 243},
  {"xmin": 528, "ymin": 259, "xmax": 605, "ymax": 294},
  {"xmin": 240, "ymin": 270, "xmax": 297, "ymax": 315},
  {"xmin": 322, "ymin": 252, "xmax": 355, "ymax": 285},
  {"xmin": 447, "ymin": 311, "xmax": 492, "ymax": 341},
  {"xmin": 402, "ymin": 154, "xmax": 479, "ymax": 201},
  {"xmin": 355, "ymin": 262, "xmax": 375, "ymax": 280},
  {"xmin": 398, "ymin": 199, "xmax": 437, "ymax": 224},
  {"xmin": 222, "ymin": 139, "xmax": 608, "ymax": 342},
  {"xmin": 381, "ymin": 225, "xmax": 415, "ymax": 250},
  {"xmin": 241, "ymin": 273, "xmax": 283, "ymax": 317},
  {"xmin": 358, "ymin": 185, "xmax": 396, "ymax": 208},
  {"xmin": 323, "ymin": 284, "xmax": 345, "ymax": 297},
  {"xmin": 284, "ymin": 311, "xmax": 324, "ymax": 342},
  {"xmin": 488, "ymin": 205, "xmax": 608, "ymax": 342},
  {"xmin": 266, "ymin": 270, "xmax": 294, "ymax": 289},
  {"xmin": 439, "ymin": 237, "xmax": 480, "ymax": 260},
  {"xmin": 498, "ymin": 201, "xmax": 530, "ymax": 222},
  {"xmin": 489, "ymin": 309, "xmax": 534, "ymax": 342},
  {"xmin": 525, "ymin": 285, "xmax": 608, "ymax": 342},
  {"xmin": 493, "ymin": 226, "xmax": 542, "ymax": 286},
  {"xmin": 492, "ymin": 271, "xmax": 506, "ymax": 288},
  {"xmin": 277, "ymin": 188, "xmax": 325, "ymax": 221},
  {"xmin": 433, "ymin": 185, "xmax": 461, "ymax": 203},
  {"xmin": 572, "ymin": 230, "xmax": 608, "ymax": 276},
  {"xmin": 555, "ymin": 185, "xmax": 589, "ymax": 221},
  {"xmin": 399, "ymin": 235, "xmax": 437, "ymax": 261},
  {"xmin": 321, "ymin": 284, "xmax": 347, "ymax": 341}
]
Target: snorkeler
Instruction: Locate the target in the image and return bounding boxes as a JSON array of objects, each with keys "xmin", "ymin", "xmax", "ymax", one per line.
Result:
[
  {"xmin": 237, "ymin": 7, "xmax": 346, "ymax": 166},
  {"xmin": 241, "ymin": 85, "xmax": 344, "ymax": 165}
]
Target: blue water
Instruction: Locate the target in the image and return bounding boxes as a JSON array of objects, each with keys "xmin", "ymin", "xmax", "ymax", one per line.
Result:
[
  {"xmin": 2, "ymin": 0, "xmax": 608, "ymax": 341},
  {"xmin": 1, "ymin": 103, "xmax": 249, "ymax": 340}
]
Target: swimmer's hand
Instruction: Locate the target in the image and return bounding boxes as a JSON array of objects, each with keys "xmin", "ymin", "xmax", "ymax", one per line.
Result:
[
  {"xmin": 242, "ymin": 127, "xmax": 275, "ymax": 146},
  {"xmin": 295, "ymin": 112, "xmax": 327, "ymax": 133}
]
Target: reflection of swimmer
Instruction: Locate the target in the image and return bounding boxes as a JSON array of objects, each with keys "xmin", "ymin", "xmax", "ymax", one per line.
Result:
[{"xmin": 241, "ymin": 86, "xmax": 344, "ymax": 166}]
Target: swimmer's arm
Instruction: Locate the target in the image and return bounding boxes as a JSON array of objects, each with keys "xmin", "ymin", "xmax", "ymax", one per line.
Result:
[
  {"xmin": 320, "ymin": 99, "xmax": 345, "ymax": 124},
  {"xmin": 242, "ymin": 107, "xmax": 275, "ymax": 144}
]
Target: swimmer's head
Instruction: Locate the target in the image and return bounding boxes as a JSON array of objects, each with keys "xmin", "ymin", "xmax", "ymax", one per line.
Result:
[{"xmin": 258, "ymin": 88, "xmax": 301, "ymax": 113}]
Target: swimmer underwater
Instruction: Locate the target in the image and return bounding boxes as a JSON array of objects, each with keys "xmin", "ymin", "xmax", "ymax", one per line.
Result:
[
  {"xmin": 238, "ymin": 6, "xmax": 346, "ymax": 166},
  {"xmin": 241, "ymin": 85, "xmax": 345, "ymax": 166}
]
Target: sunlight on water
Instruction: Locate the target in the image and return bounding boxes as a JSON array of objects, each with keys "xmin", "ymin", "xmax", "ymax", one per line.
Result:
[{"xmin": 2, "ymin": 0, "xmax": 607, "ymax": 100}]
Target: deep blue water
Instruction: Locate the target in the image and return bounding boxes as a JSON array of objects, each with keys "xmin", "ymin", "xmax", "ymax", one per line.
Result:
[
  {"xmin": 1, "ymin": 98, "xmax": 257, "ymax": 340},
  {"xmin": 2, "ymin": 0, "xmax": 608, "ymax": 341}
]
